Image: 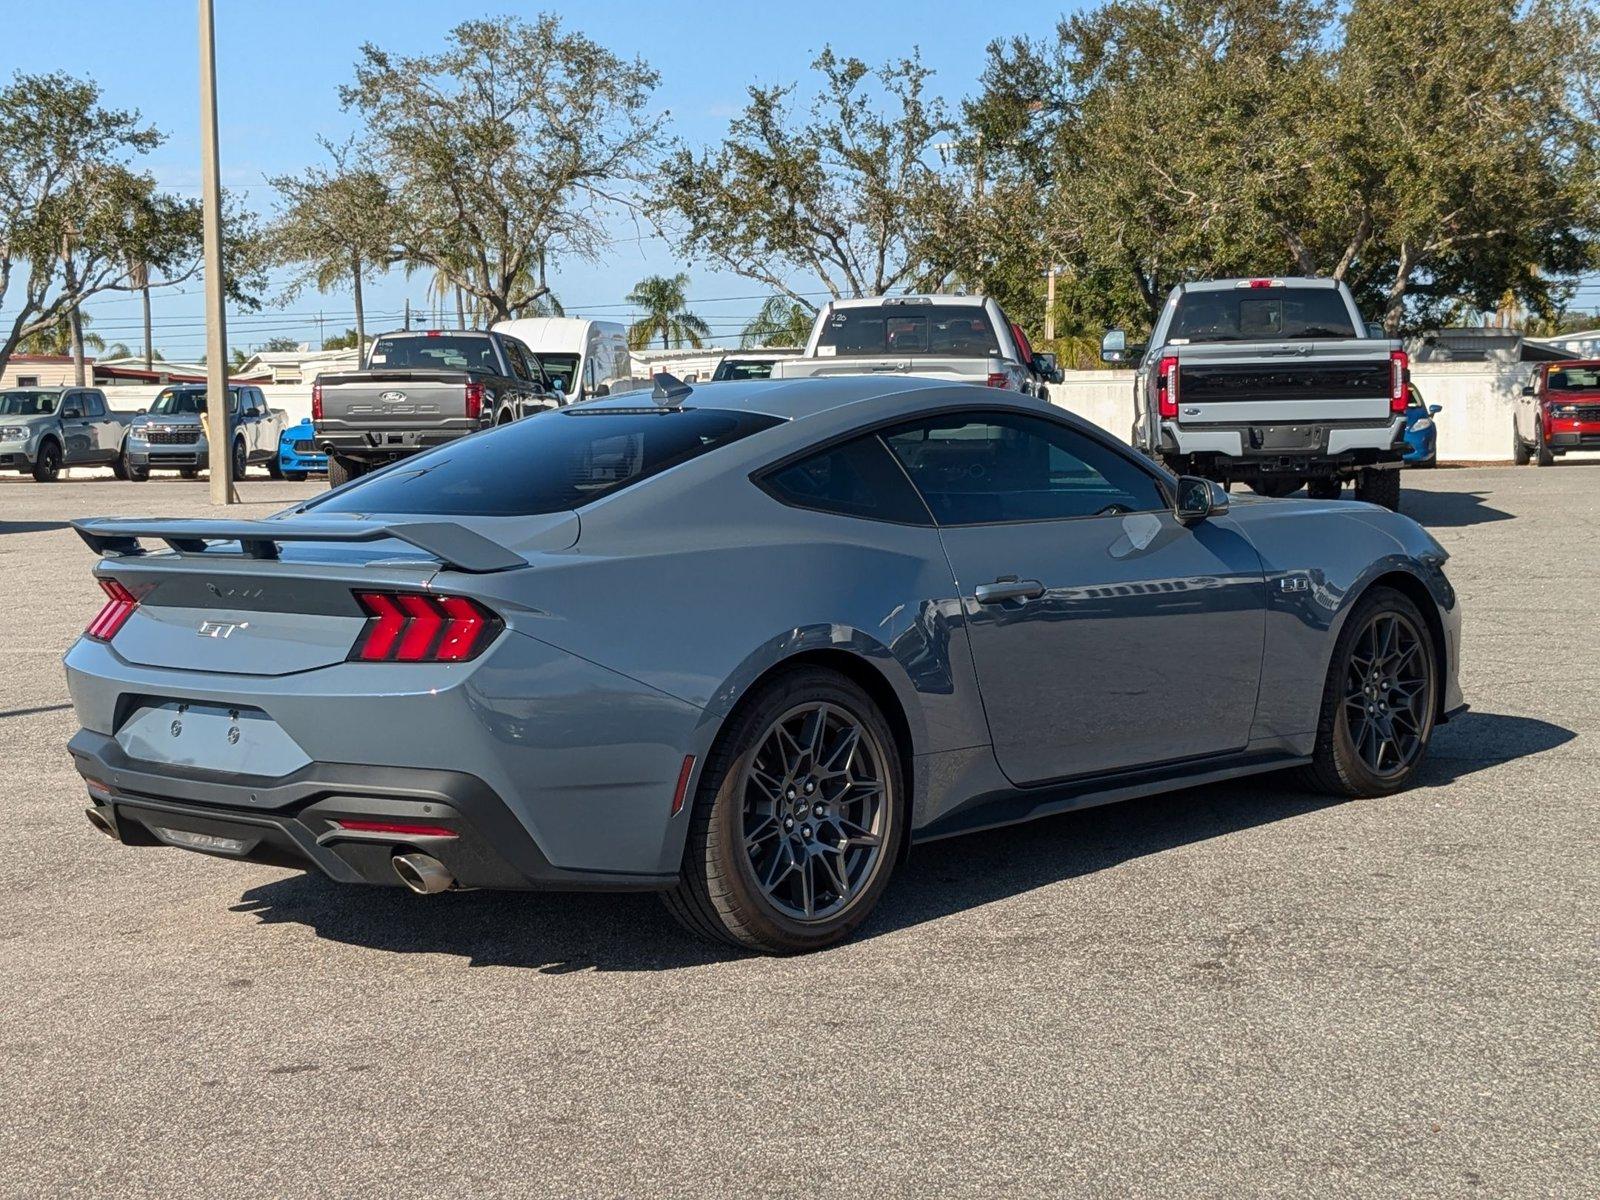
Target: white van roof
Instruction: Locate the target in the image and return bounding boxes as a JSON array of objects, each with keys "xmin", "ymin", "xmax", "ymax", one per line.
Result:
[{"xmin": 493, "ymin": 317, "xmax": 626, "ymax": 353}]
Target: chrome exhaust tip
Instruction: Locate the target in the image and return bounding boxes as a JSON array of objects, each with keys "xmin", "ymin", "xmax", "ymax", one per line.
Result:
[
  {"xmin": 85, "ymin": 807, "xmax": 118, "ymax": 840},
  {"xmin": 392, "ymin": 852, "xmax": 453, "ymax": 895}
]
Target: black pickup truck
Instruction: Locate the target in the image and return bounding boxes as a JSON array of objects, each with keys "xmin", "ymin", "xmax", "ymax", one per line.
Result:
[{"xmin": 313, "ymin": 330, "xmax": 560, "ymax": 487}]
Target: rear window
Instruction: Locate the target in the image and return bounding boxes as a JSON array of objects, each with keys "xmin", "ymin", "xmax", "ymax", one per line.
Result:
[
  {"xmin": 1548, "ymin": 366, "xmax": 1600, "ymax": 391},
  {"xmin": 760, "ymin": 435, "xmax": 932, "ymax": 524},
  {"xmin": 816, "ymin": 305, "xmax": 1000, "ymax": 357},
  {"xmin": 712, "ymin": 358, "xmax": 776, "ymax": 381},
  {"xmin": 310, "ymin": 407, "xmax": 783, "ymax": 516},
  {"xmin": 369, "ymin": 335, "xmax": 501, "ymax": 374},
  {"xmin": 1170, "ymin": 287, "xmax": 1358, "ymax": 342}
]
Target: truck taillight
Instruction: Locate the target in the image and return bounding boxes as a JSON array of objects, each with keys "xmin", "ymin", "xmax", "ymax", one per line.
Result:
[
  {"xmin": 985, "ymin": 372, "xmax": 1009, "ymax": 389},
  {"xmin": 350, "ymin": 591, "xmax": 501, "ymax": 663},
  {"xmin": 86, "ymin": 579, "xmax": 138, "ymax": 642},
  {"xmin": 464, "ymin": 381, "xmax": 484, "ymax": 420},
  {"xmin": 311, "ymin": 382, "xmax": 322, "ymax": 422},
  {"xmin": 1156, "ymin": 355, "xmax": 1180, "ymax": 419},
  {"xmin": 1390, "ymin": 350, "xmax": 1409, "ymax": 414}
]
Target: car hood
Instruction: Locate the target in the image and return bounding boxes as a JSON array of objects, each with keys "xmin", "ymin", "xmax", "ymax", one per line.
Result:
[{"xmin": 0, "ymin": 412, "xmax": 60, "ymax": 427}]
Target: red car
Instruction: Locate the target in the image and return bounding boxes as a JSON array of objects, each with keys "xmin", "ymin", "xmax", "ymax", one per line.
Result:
[{"xmin": 1514, "ymin": 360, "xmax": 1600, "ymax": 465}]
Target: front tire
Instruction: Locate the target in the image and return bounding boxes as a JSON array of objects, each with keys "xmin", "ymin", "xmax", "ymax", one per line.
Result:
[
  {"xmin": 31, "ymin": 440, "xmax": 62, "ymax": 482},
  {"xmin": 266, "ymin": 455, "xmax": 284, "ymax": 479},
  {"xmin": 1354, "ymin": 466, "xmax": 1401, "ymax": 511},
  {"xmin": 1534, "ymin": 423, "xmax": 1555, "ymax": 467},
  {"xmin": 231, "ymin": 438, "xmax": 248, "ymax": 481},
  {"xmin": 664, "ymin": 668, "xmax": 903, "ymax": 954},
  {"xmin": 1301, "ymin": 588, "xmax": 1437, "ymax": 798},
  {"xmin": 327, "ymin": 456, "xmax": 365, "ymax": 488},
  {"xmin": 1511, "ymin": 423, "xmax": 1530, "ymax": 465},
  {"xmin": 1307, "ymin": 478, "xmax": 1342, "ymax": 500}
]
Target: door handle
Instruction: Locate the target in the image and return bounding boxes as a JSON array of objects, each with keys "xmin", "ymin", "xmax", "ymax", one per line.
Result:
[{"xmin": 975, "ymin": 577, "xmax": 1045, "ymax": 605}]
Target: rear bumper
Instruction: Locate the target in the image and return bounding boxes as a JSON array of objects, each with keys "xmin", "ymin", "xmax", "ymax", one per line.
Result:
[
  {"xmin": 317, "ymin": 426, "xmax": 482, "ymax": 463},
  {"xmin": 1160, "ymin": 417, "xmax": 1405, "ymax": 476},
  {"xmin": 71, "ymin": 730, "xmax": 674, "ymax": 890}
]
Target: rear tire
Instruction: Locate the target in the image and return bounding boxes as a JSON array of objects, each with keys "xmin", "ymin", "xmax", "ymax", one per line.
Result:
[
  {"xmin": 1250, "ymin": 476, "xmax": 1303, "ymax": 498},
  {"xmin": 1300, "ymin": 587, "xmax": 1437, "ymax": 798},
  {"xmin": 1534, "ymin": 424, "xmax": 1555, "ymax": 467},
  {"xmin": 663, "ymin": 668, "xmax": 904, "ymax": 955},
  {"xmin": 1306, "ymin": 478, "xmax": 1341, "ymax": 500},
  {"xmin": 1354, "ymin": 466, "xmax": 1401, "ymax": 511},
  {"xmin": 327, "ymin": 456, "xmax": 364, "ymax": 488},
  {"xmin": 31, "ymin": 440, "xmax": 61, "ymax": 482},
  {"xmin": 283, "ymin": 469, "xmax": 308, "ymax": 482},
  {"xmin": 231, "ymin": 438, "xmax": 248, "ymax": 481},
  {"xmin": 1511, "ymin": 423, "xmax": 1530, "ymax": 465}
]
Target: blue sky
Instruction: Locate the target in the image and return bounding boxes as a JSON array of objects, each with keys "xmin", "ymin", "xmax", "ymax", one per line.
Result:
[{"xmin": 0, "ymin": 0, "xmax": 1079, "ymax": 359}]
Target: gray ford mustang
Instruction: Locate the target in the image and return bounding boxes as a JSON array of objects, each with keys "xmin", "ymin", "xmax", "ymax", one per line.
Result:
[{"xmin": 64, "ymin": 376, "xmax": 1464, "ymax": 953}]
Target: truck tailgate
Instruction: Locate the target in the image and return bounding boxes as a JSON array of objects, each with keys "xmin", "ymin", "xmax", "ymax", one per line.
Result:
[
  {"xmin": 318, "ymin": 371, "xmax": 475, "ymax": 428},
  {"xmin": 1174, "ymin": 340, "xmax": 1395, "ymax": 423}
]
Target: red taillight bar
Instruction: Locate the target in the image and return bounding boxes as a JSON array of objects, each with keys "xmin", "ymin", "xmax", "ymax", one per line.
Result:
[
  {"xmin": 1389, "ymin": 350, "xmax": 1409, "ymax": 414},
  {"xmin": 332, "ymin": 818, "xmax": 458, "ymax": 838},
  {"xmin": 311, "ymin": 381, "xmax": 323, "ymax": 422},
  {"xmin": 464, "ymin": 380, "xmax": 483, "ymax": 420},
  {"xmin": 86, "ymin": 578, "xmax": 139, "ymax": 642},
  {"xmin": 985, "ymin": 372, "xmax": 1008, "ymax": 389},
  {"xmin": 1156, "ymin": 355, "xmax": 1180, "ymax": 419},
  {"xmin": 351, "ymin": 591, "xmax": 501, "ymax": 663}
]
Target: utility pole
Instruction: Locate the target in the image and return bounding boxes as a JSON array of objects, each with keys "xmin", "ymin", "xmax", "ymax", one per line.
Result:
[
  {"xmin": 404, "ymin": 299, "xmax": 411, "ymax": 331},
  {"xmin": 1044, "ymin": 265, "xmax": 1057, "ymax": 343},
  {"xmin": 198, "ymin": 0, "xmax": 233, "ymax": 505}
]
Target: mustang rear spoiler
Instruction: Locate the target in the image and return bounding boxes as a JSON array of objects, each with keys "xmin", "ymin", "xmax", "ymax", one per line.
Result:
[{"xmin": 71, "ymin": 516, "xmax": 526, "ymax": 574}]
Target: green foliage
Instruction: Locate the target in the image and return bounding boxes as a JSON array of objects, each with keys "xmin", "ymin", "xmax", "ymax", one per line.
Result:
[
  {"xmin": 626, "ymin": 273, "xmax": 709, "ymax": 349},
  {"xmin": 341, "ymin": 14, "xmax": 667, "ymax": 323},
  {"xmin": 740, "ymin": 296, "xmax": 814, "ymax": 348},
  {"xmin": 651, "ymin": 49, "xmax": 957, "ymax": 304},
  {"xmin": 321, "ymin": 327, "xmax": 360, "ymax": 351}
]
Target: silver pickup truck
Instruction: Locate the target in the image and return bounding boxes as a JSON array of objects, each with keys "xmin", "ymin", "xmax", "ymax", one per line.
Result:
[
  {"xmin": 0, "ymin": 387, "xmax": 134, "ymax": 482},
  {"xmin": 1103, "ymin": 278, "xmax": 1409, "ymax": 510},
  {"xmin": 314, "ymin": 329, "xmax": 558, "ymax": 487},
  {"xmin": 122, "ymin": 384, "xmax": 287, "ymax": 482},
  {"xmin": 771, "ymin": 295, "xmax": 1056, "ymax": 398}
]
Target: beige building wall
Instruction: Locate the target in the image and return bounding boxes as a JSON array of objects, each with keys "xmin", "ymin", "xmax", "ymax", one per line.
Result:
[{"xmin": 1, "ymin": 356, "xmax": 89, "ymax": 388}]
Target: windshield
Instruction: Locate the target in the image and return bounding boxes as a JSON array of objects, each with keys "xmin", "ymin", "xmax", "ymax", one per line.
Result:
[
  {"xmin": 1548, "ymin": 365, "xmax": 1600, "ymax": 391},
  {"xmin": 712, "ymin": 358, "xmax": 776, "ymax": 381},
  {"xmin": 815, "ymin": 305, "xmax": 1000, "ymax": 357},
  {"xmin": 1170, "ymin": 287, "xmax": 1359, "ymax": 342},
  {"xmin": 535, "ymin": 353, "xmax": 580, "ymax": 394},
  {"xmin": 150, "ymin": 388, "xmax": 239, "ymax": 416},
  {"xmin": 368, "ymin": 334, "xmax": 502, "ymax": 374},
  {"xmin": 0, "ymin": 391, "xmax": 60, "ymax": 415},
  {"xmin": 307, "ymin": 406, "xmax": 783, "ymax": 516}
]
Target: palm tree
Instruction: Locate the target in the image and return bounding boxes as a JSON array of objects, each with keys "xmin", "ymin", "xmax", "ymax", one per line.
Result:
[
  {"xmin": 740, "ymin": 296, "xmax": 814, "ymax": 348},
  {"xmin": 103, "ymin": 342, "xmax": 132, "ymax": 359},
  {"xmin": 19, "ymin": 310, "xmax": 104, "ymax": 356},
  {"xmin": 626, "ymin": 273, "xmax": 710, "ymax": 350}
]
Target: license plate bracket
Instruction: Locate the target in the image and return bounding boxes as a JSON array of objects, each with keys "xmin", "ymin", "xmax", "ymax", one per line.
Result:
[{"xmin": 114, "ymin": 701, "xmax": 310, "ymax": 777}]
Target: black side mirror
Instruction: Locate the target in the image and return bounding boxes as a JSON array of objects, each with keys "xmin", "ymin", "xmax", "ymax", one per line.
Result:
[
  {"xmin": 1521, "ymin": 385, "xmax": 1536, "ymax": 397},
  {"xmin": 1100, "ymin": 330, "xmax": 1127, "ymax": 364},
  {"xmin": 1174, "ymin": 475, "xmax": 1227, "ymax": 525}
]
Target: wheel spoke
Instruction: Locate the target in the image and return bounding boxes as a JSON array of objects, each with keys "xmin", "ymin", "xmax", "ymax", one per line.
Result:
[
  {"xmin": 798, "ymin": 856, "xmax": 816, "ymax": 917},
  {"xmin": 818, "ymin": 848, "xmax": 851, "ymax": 899}
]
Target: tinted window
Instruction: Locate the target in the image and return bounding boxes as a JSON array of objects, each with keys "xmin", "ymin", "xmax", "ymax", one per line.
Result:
[
  {"xmin": 309, "ymin": 407, "xmax": 783, "ymax": 516},
  {"xmin": 815, "ymin": 306, "xmax": 1000, "ymax": 357},
  {"xmin": 150, "ymin": 387, "xmax": 241, "ymax": 415},
  {"xmin": 84, "ymin": 393, "xmax": 106, "ymax": 417},
  {"xmin": 539, "ymin": 353, "xmax": 580, "ymax": 395},
  {"xmin": 1170, "ymin": 287, "xmax": 1357, "ymax": 342},
  {"xmin": 0, "ymin": 391, "xmax": 59, "ymax": 415},
  {"xmin": 713, "ymin": 358, "xmax": 776, "ymax": 381},
  {"xmin": 883, "ymin": 412, "xmax": 1166, "ymax": 525},
  {"xmin": 369, "ymin": 335, "xmax": 501, "ymax": 374},
  {"xmin": 762, "ymin": 435, "xmax": 931, "ymax": 524},
  {"xmin": 1548, "ymin": 366, "xmax": 1600, "ymax": 391}
]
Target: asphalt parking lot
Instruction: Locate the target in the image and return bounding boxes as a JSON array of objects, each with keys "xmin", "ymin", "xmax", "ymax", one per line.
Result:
[{"xmin": 1, "ymin": 463, "xmax": 1595, "ymax": 1198}]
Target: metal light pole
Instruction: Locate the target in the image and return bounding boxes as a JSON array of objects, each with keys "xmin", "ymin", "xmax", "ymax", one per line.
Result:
[{"xmin": 198, "ymin": 0, "xmax": 233, "ymax": 505}]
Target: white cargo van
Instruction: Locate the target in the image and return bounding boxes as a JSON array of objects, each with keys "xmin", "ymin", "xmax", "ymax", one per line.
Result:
[{"xmin": 492, "ymin": 317, "xmax": 641, "ymax": 403}]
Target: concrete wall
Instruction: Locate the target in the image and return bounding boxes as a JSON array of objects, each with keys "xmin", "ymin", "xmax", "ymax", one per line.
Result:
[{"xmin": 1044, "ymin": 361, "xmax": 1539, "ymax": 462}]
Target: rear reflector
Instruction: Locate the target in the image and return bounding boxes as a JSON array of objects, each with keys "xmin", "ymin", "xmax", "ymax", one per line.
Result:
[
  {"xmin": 351, "ymin": 590, "xmax": 501, "ymax": 663},
  {"xmin": 671, "ymin": 754, "xmax": 697, "ymax": 816},
  {"xmin": 985, "ymin": 372, "xmax": 1009, "ymax": 389},
  {"xmin": 1156, "ymin": 355, "xmax": 1180, "ymax": 419},
  {"xmin": 333, "ymin": 819, "xmax": 459, "ymax": 838},
  {"xmin": 86, "ymin": 578, "xmax": 139, "ymax": 642}
]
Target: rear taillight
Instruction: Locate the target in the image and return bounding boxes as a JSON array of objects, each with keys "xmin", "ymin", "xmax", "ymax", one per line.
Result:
[
  {"xmin": 985, "ymin": 372, "xmax": 1009, "ymax": 389},
  {"xmin": 86, "ymin": 578, "xmax": 138, "ymax": 642},
  {"xmin": 351, "ymin": 591, "xmax": 500, "ymax": 663},
  {"xmin": 1390, "ymin": 350, "xmax": 1409, "ymax": 414},
  {"xmin": 464, "ymin": 380, "xmax": 484, "ymax": 420},
  {"xmin": 1156, "ymin": 355, "xmax": 1180, "ymax": 419},
  {"xmin": 332, "ymin": 818, "xmax": 458, "ymax": 838},
  {"xmin": 311, "ymin": 382, "xmax": 323, "ymax": 422}
]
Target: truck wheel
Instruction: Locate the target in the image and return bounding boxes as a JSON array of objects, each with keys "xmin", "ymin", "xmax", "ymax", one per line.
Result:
[
  {"xmin": 327, "ymin": 456, "xmax": 364, "ymax": 488},
  {"xmin": 1354, "ymin": 467, "xmax": 1401, "ymax": 511},
  {"xmin": 232, "ymin": 438, "xmax": 248, "ymax": 481},
  {"xmin": 31, "ymin": 439, "xmax": 62, "ymax": 482},
  {"xmin": 283, "ymin": 469, "xmax": 308, "ymax": 482},
  {"xmin": 1307, "ymin": 478, "xmax": 1341, "ymax": 500},
  {"xmin": 180, "ymin": 468, "xmax": 198, "ymax": 479},
  {"xmin": 1250, "ymin": 477, "xmax": 1303, "ymax": 498},
  {"xmin": 1534, "ymin": 423, "xmax": 1555, "ymax": 467},
  {"xmin": 1511, "ymin": 424, "xmax": 1530, "ymax": 466}
]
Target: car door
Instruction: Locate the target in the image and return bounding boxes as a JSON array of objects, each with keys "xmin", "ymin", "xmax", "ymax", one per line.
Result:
[
  {"xmin": 57, "ymin": 392, "xmax": 96, "ymax": 463},
  {"xmin": 882, "ymin": 408, "xmax": 1268, "ymax": 786},
  {"xmin": 84, "ymin": 392, "xmax": 118, "ymax": 460}
]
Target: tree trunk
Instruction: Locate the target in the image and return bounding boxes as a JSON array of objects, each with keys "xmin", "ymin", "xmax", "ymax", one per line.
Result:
[
  {"xmin": 351, "ymin": 255, "xmax": 366, "ymax": 350},
  {"xmin": 455, "ymin": 286, "xmax": 465, "ymax": 330},
  {"xmin": 69, "ymin": 306, "xmax": 86, "ymax": 386},
  {"xmin": 1383, "ymin": 243, "xmax": 1415, "ymax": 337},
  {"xmin": 141, "ymin": 284, "xmax": 153, "ymax": 370}
]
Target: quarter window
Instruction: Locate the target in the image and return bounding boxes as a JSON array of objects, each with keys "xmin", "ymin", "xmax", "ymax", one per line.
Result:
[
  {"xmin": 762, "ymin": 435, "xmax": 932, "ymax": 525},
  {"xmin": 883, "ymin": 412, "xmax": 1167, "ymax": 525}
]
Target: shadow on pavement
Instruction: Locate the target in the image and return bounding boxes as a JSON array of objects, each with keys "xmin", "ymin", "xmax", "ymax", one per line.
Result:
[
  {"xmin": 230, "ymin": 712, "xmax": 1575, "ymax": 970},
  {"xmin": 0, "ymin": 521, "xmax": 70, "ymax": 535},
  {"xmin": 1401, "ymin": 488, "xmax": 1515, "ymax": 527}
]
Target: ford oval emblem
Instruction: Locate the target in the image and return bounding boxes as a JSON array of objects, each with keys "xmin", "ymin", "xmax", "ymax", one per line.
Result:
[{"xmin": 379, "ymin": 390, "xmax": 407, "ymax": 403}]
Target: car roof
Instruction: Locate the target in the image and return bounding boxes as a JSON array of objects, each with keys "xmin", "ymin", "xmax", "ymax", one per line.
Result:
[
  {"xmin": 823, "ymin": 294, "xmax": 988, "ymax": 310},
  {"xmin": 576, "ymin": 374, "xmax": 971, "ymax": 420},
  {"xmin": 1177, "ymin": 277, "xmax": 1342, "ymax": 293}
]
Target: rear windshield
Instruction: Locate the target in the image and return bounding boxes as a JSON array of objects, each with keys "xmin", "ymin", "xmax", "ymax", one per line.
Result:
[
  {"xmin": 1548, "ymin": 365, "xmax": 1600, "ymax": 391},
  {"xmin": 0, "ymin": 391, "xmax": 60, "ymax": 415},
  {"xmin": 816, "ymin": 305, "xmax": 1000, "ymax": 357},
  {"xmin": 1170, "ymin": 287, "xmax": 1358, "ymax": 342},
  {"xmin": 538, "ymin": 353, "xmax": 580, "ymax": 394},
  {"xmin": 150, "ymin": 388, "xmax": 239, "ymax": 415},
  {"xmin": 369, "ymin": 335, "xmax": 501, "ymax": 374},
  {"xmin": 309, "ymin": 407, "xmax": 784, "ymax": 516},
  {"xmin": 712, "ymin": 358, "xmax": 775, "ymax": 381}
]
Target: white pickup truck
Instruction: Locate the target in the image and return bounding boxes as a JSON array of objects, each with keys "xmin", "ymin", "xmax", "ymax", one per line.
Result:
[{"xmin": 770, "ymin": 295, "xmax": 1057, "ymax": 397}]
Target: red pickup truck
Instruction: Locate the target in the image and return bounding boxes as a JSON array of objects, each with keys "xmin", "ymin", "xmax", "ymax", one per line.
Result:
[{"xmin": 1514, "ymin": 360, "xmax": 1600, "ymax": 466}]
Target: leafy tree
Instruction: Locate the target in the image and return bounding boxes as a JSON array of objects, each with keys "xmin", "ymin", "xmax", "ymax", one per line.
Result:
[
  {"xmin": 0, "ymin": 71, "xmax": 265, "ymax": 383},
  {"xmin": 18, "ymin": 309, "xmax": 104, "ymax": 355},
  {"xmin": 321, "ymin": 327, "xmax": 360, "ymax": 351},
  {"xmin": 267, "ymin": 138, "xmax": 394, "ymax": 348},
  {"xmin": 341, "ymin": 15, "xmax": 667, "ymax": 323},
  {"xmin": 740, "ymin": 296, "xmax": 815, "ymax": 347},
  {"xmin": 260, "ymin": 336, "xmax": 301, "ymax": 353},
  {"xmin": 652, "ymin": 49, "xmax": 957, "ymax": 308},
  {"xmin": 103, "ymin": 341, "xmax": 130, "ymax": 359},
  {"xmin": 626, "ymin": 273, "xmax": 709, "ymax": 349}
]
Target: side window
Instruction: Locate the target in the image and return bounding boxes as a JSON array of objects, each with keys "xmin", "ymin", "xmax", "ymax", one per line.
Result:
[
  {"xmin": 882, "ymin": 411, "xmax": 1166, "ymax": 525},
  {"xmin": 501, "ymin": 339, "xmax": 532, "ymax": 382},
  {"xmin": 760, "ymin": 435, "xmax": 932, "ymax": 525},
  {"xmin": 62, "ymin": 392, "xmax": 83, "ymax": 416},
  {"xmin": 84, "ymin": 393, "xmax": 106, "ymax": 418}
]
